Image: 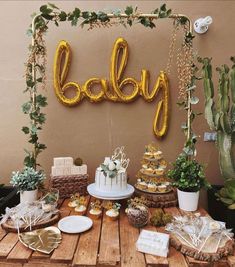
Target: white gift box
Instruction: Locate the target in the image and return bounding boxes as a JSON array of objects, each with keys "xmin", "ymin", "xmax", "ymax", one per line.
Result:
[
  {"xmin": 71, "ymin": 165, "xmax": 87, "ymax": 175},
  {"xmin": 53, "ymin": 157, "xmax": 65, "ymax": 166},
  {"xmin": 136, "ymin": 230, "xmax": 169, "ymax": 257},
  {"xmin": 53, "ymin": 157, "xmax": 73, "ymax": 166},
  {"xmin": 51, "ymin": 166, "xmax": 64, "ymax": 176}
]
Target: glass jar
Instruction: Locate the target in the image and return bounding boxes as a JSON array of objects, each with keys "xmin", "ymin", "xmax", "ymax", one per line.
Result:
[{"xmin": 126, "ymin": 204, "xmax": 149, "ymax": 228}]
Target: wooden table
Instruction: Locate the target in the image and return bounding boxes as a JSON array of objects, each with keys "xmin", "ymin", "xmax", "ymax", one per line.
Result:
[{"xmin": 0, "ymin": 197, "xmax": 234, "ymax": 267}]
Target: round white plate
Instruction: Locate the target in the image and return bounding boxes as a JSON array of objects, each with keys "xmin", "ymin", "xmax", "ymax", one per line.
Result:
[
  {"xmin": 58, "ymin": 216, "xmax": 93, "ymax": 234},
  {"xmin": 87, "ymin": 183, "xmax": 134, "ymax": 200}
]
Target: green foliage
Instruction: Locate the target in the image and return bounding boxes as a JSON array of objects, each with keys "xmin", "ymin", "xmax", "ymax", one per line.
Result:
[
  {"xmin": 167, "ymin": 154, "xmax": 210, "ymax": 192},
  {"xmin": 10, "ymin": 167, "xmax": 45, "ymax": 192}
]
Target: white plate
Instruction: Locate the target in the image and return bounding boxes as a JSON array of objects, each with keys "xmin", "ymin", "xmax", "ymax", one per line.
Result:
[
  {"xmin": 87, "ymin": 183, "xmax": 134, "ymax": 200},
  {"xmin": 58, "ymin": 216, "xmax": 93, "ymax": 234}
]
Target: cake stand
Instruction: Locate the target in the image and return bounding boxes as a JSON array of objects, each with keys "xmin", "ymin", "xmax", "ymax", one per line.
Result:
[{"xmin": 87, "ymin": 183, "xmax": 134, "ymax": 200}]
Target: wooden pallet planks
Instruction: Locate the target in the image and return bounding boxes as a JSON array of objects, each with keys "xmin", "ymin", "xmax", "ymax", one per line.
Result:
[
  {"xmin": 51, "ymin": 197, "xmax": 90, "ymax": 263},
  {"xmin": 119, "ymin": 209, "xmax": 146, "ymax": 267},
  {"xmin": 7, "ymin": 241, "xmax": 32, "ymax": 263},
  {"xmin": 72, "ymin": 198, "xmax": 102, "ymax": 267},
  {"xmin": 0, "ymin": 233, "xmax": 18, "ymax": 258},
  {"xmin": 98, "ymin": 213, "xmax": 120, "ymax": 266}
]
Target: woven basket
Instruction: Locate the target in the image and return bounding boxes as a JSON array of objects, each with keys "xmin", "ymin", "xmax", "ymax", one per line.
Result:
[{"xmin": 50, "ymin": 174, "xmax": 88, "ymax": 199}]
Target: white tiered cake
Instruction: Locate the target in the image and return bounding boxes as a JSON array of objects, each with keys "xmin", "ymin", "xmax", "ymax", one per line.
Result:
[{"xmin": 87, "ymin": 147, "xmax": 134, "ymax": 199}]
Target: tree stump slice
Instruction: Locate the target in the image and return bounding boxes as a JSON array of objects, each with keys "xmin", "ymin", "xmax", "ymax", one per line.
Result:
[
  {"xmin": 170, "ymin": 233, "xmax": 234, "ymax": 262},
  {"xmin": 134, "ymin": 188, "xmax": 178, "ymax": 208},
  {"xmin": 2, "ymin": 212, "xmax": 60, "ymax": 233}
]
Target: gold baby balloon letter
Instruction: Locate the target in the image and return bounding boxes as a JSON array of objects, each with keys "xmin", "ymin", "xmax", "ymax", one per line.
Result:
[{"xmin": 53, "ymin": 38, "xmax": 169, "ymax": 138}]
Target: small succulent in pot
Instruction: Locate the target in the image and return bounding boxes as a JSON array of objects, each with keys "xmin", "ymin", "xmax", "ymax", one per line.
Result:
[{"xmin": 10, "ymin": 167, "xmax": 45, "ymax": 192}]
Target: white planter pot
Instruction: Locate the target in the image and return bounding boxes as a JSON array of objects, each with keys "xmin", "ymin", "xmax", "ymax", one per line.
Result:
[
  {"xmin": 20, "ymin": 189, "xmax": 38, "ymax": 203},
  {"xmin": 177, "ymin": 189, "xmax": 199, "ymax": 212}
]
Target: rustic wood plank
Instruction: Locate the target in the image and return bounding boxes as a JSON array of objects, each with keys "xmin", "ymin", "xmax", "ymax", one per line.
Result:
[
  {"xmin": 51, "ymin": 197, "xmax": 90, "ymax": 263},
  {"xmin": 168, "ymin": 247, "xmax": 188, "ymax": 267},
  {"xmin": 142, "ymin": 208, "xmax": 168, "ymax": 266},
  {"xmin": 0, "ymin": 233, "xmax": 18, "ymax": 258},
  {"xmin": 31, "ymin": 209, "xmax": 70, "ymax": 261},
  {"xmin": 72, "ymin": 198, "xmax": 102, "ymax": 266},
  {"xmin": 0, "ymin": 227, "xmax": 7, "ymax": 241},
  {"xmin": 227, "ymin": 255, "xmax": 235, "ymax": 267},
  {"xmin": 119, "ymin": 209, "xmax": 146, "ymax": 267},
  {"xmin": 24, "ymin": 263, "xmax": 68, "ymax": 267},
  {"xmin": 0, "ymin": 263, "xmax": 22, "ymax": 267},
  {"xmin": 98, "ymin": 212, "xmax": 120, "ymax": 266},
  {"xmin": 7, "ymin": 241, "xmax": 32, "ymax": 263},
  {"xmin": 164, "ymin": 208, "xmax": 191, "ymax": 267}
]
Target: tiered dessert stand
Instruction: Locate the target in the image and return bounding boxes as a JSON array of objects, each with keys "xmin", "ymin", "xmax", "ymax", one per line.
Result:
[{"xmin": 134, "ymin": 144, "xmax": 177, "ymax": 208}]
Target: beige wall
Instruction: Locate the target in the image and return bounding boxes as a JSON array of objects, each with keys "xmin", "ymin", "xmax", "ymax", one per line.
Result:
[{"xmin": 0, "ymin": 1, "xmax": 234, "ymax": 208}]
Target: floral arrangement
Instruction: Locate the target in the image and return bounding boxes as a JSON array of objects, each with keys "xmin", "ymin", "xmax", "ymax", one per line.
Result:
[
  {"xmin": 10, "ymin": 167, "xmax": 45, "ymax": 192},
  {"xmin": 100, "ymin": 158, "xmax": 122, "ymax": 178},
  {"xmin": 100, "ymin": 147, "xmax": 130, "ymax": 178}
]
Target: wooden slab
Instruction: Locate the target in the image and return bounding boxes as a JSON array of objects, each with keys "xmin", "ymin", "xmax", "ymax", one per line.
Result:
[
  {"xmin": 0, "ymin": 233, "xmax": 18, "ymax": 258},
  {"xmin": 134, "ymin": 189, "xmax": 177, "ymax": 208},
  {"xmin": 72, "ymin": 198, "xmax": 102, "ymax": 266},
  {"xmin": 2, "ymin": 213, "xmax": 60, "ymax": 233},
  {"xmin": 98, "ymin": 213, "xmax": 120, "ymax": 266},
  {"xmin": 119, "ymin": 209, "xmax": 146, "ymax": 267}
]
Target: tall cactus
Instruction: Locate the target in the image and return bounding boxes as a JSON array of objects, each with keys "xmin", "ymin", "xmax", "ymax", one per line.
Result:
[
  {"xmin": 200, "ymin": 57, "xmax": 235, "ymax": 208},
  {"xmin": 200, "ymin": 57, "xmax": 235, "ymax": 180}
]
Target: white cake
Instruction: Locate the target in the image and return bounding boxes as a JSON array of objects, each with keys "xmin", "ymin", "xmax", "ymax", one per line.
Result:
[
  {"xmin": 94, "ymin": 147, "xmax": 129, "ymax": 193},
  {"xmin": 95, "ymin": 167, "xmax": 127, "ymax": 192}
]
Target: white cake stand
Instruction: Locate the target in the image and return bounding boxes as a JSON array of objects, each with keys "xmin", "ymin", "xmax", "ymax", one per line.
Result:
[{"xmin": 87, "ymin": 183, "xmax": 134, "ymax": 200}]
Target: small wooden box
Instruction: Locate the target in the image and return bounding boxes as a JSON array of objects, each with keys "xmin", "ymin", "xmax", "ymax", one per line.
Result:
[{"xmin": 50, "ymin": 174, "xmax": 88, "ymax": 198}]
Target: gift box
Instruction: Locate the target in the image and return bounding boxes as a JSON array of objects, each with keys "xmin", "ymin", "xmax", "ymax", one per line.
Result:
[{"xmin": 136, "ymin": 230, "xmax": 169, "ymax": 257}]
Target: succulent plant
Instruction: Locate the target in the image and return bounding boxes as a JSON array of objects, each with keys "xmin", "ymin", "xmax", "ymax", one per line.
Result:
[
  {"xmin": 10, "ymin": 167, "xmax": 45, "ymax": 192},
  {"xmin": 74, "ymin": 157, "xmax": 83, "ymax": 166},
  {"xmin": 200, "ymin": 56, "xmax": 235, "ymax": 208}
]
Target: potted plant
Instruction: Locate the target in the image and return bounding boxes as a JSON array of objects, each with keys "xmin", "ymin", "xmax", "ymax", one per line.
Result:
[
  {"xmin": 199, "ymin": 56, "xmax": 235, "ymax": 229},
  {"xmin": 168, "ymin": 153, "xmax": 210, "ymax": 211},
  {"xmin": 10, "ymin": 167, "xmax": 45, "ymax": 203}
]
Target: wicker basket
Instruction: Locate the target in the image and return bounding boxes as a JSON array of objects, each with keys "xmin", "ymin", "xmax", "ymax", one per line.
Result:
[{"xmin": 50, "ymin": 174, "xmax": 88, "ymax": 199}]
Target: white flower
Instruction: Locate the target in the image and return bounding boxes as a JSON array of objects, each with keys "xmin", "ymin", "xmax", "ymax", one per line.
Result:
[
  {"xmin": 114, "ymin": 160, "xmax": 121, "ymax": 170},
  {"xmin": 108, "ymin": 161, "xmax": 116, "ymax": 171},
  {"xmin": 103, "ymin": 157, "xmax": 110, "ymax": 165}
]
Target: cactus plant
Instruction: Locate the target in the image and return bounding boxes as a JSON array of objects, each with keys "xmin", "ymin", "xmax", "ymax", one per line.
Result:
[{"xmin": 200, "ymin": 56, "xmax": 235, "ymax": 209}]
